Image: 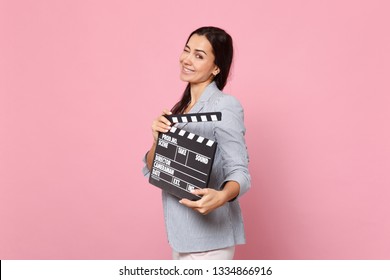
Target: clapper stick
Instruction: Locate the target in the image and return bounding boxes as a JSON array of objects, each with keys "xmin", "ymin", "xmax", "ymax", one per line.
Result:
[
  {"xmin": 166, "ymin": 112, "xmax": 222, "ymax": 124},
  {"xmin": 149, "ymin": 112, "xmax": 222, "ymax": 200}
]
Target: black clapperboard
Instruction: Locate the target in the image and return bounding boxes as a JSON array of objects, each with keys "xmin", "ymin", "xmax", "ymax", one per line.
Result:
[{"xmin": 149, "ymin": 112, "xmax": 222, "ymax": 200}]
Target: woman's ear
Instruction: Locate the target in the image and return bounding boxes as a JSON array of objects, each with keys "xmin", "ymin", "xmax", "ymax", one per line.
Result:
[{"xmin": 213, "ymin": 67, "xmax": 220, "ymax": 76}]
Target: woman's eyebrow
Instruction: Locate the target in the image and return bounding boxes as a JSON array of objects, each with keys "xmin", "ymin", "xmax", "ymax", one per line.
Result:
[
  {"xmin": 185, "ymin": 45, "xmax": 208, "ymax": 56},
  {"xmin": 195, "ymin": 49, "xmax": 208, "ymax": 55}
]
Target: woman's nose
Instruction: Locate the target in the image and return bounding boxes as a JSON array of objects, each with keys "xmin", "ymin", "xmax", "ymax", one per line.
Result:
[{"xmin": 181, "ymin": 53, "xmax": 192, "ymax": 65}]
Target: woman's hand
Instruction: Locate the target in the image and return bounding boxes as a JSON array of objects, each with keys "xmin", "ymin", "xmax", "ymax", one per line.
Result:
[
  {"xmin": 179, "ymin": 189, "xmax": 225, "ymax": 215},
  {"xmin": 151, "ymin": 109, "xmax": 172, "ymax": 142},
  {"xmin": 179, "ymin": 181, "xmax": 240, "ymax": 215},
  {"xmin": 146, "ymin": 109, "xmax": 172, "ymax": 170}
]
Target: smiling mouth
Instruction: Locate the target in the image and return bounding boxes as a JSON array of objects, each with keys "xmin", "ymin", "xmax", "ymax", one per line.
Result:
[{"xmin": 182, "ymin": 66, "xmax": 195, "ymax": 73}]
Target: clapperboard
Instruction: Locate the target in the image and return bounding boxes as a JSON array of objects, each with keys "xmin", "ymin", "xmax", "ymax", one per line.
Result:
[{"xmin": 149, "ymin": 112, "xmax": 222, "ymax": 200}]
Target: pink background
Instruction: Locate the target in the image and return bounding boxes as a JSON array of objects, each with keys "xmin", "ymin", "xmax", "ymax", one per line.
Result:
[{"xmin": 1, "ymin": 0, "xmax": 389, "ymax": 259}]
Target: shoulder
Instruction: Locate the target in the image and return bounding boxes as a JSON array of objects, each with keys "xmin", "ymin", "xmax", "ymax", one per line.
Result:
[
  {"xmin": 214, "ymin": 91, "xmax": 244, "ymax": 115},
  {"xmin": 203, "ymin": 83, "xmax": 244, "ymax": 115}
]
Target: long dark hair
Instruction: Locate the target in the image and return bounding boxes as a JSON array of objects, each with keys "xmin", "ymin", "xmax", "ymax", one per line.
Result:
[{"xmin": 171, "ymin": 26, "xmax": 234, "ymax": 114}]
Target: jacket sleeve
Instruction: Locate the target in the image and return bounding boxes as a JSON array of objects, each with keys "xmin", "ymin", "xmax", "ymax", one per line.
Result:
[
  {"xmin": 214, "ymin": 95, "xmax": 251, "ymax": 198},
  {"xmin": 142, "ymin": 152, "xmax": 150, "ymax": 177}
]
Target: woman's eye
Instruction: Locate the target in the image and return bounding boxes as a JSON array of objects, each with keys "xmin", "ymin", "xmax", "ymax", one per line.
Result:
[{"xmin": 195, "ymin": 54, "xmax": 203, "ymax": 59}]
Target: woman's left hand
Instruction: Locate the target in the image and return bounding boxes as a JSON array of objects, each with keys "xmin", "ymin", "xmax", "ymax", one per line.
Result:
[
  {"xmin": 180, "ymin": 182, "xmax": 240, "ymax": 215},
  {"xmin": 179, "ymin": 188, "xmax": 226, "ymax": 215}
]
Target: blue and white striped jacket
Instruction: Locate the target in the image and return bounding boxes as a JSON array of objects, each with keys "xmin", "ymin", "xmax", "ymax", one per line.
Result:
[{"xmin": 143, "ymin": 81, "xmax": 251, "ymax": 253}]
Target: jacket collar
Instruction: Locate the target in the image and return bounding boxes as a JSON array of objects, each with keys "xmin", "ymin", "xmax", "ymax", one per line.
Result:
[{"xmin": 189, "ymin": 82, "xmax": 218, "ymax": 113}]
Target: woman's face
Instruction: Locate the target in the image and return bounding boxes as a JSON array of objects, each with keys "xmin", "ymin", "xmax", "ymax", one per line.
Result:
[{"xmin": 179, "ymin": 34, "xmax": 220, "ymax": 86}]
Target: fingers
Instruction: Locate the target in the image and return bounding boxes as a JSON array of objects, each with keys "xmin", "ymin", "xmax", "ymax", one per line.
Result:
[
  {"xmin": 179, "ymin": 198, "xmax": 209, "ymax": 215},
  {"xmin": 158, "ymin": 109, "xmax": 172, "ymax": 127},
  {"xmin": 162, "ymin": 109, "xmax": 172, "ymax": 116},
  {"xmin": 179, "ymin": 198, "xmax": 197, "ymax": 208},
  {"xmin": 152, "ymin": 116, "xmax": 171, "ymax": 132},
  {"xmin": 179, "ymin": 189, "xmax": 208, "ymax": 208},
  {"xmin": 151, "ymin": 109, "xmax": 173, "ymax": 140},
  {"xmin": 190, "ymin": 188, "xmax": 208, "ymax": 196},
  {"xmin": 179, "ymin": 189, "xmax": 222, "ymax": 215},
  {"xmin": 160, "ymin": 109, "xmax": 172, "ymax": 129}
]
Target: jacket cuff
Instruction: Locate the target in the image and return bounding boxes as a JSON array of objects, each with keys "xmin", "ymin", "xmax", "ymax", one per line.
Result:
[{"xmin": 221, "ymin": 172, "xmax": 251, "ymax": 201}]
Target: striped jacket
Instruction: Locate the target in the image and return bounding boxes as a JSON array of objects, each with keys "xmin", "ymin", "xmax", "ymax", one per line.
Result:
[{"xmin": 142, "ymin": 82, "xmax": 251, "ymax": 253}]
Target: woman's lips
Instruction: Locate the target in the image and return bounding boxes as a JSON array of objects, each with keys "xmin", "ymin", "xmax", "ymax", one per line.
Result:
[{"xmin": 182, "ymin": 66, "xmax": 194, "ymax": 73}]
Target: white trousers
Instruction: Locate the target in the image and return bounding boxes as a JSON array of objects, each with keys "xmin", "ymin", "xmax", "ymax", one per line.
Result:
[{"xmin": 172, "ymin": 246, "xmax": 235, "ymax": 260}]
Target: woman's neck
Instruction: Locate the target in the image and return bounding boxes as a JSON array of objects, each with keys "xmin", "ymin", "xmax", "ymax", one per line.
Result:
[{"xmin": 189, "ymin": 80, "xmax": 212, "ymax": 105}]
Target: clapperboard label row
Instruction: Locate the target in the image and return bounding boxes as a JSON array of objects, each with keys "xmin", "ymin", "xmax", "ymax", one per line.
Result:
[{"xmin": 149, "ymin": 112, "xmax": 222, "ymax": 200}]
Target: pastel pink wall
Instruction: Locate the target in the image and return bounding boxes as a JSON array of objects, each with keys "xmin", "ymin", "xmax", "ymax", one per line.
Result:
[{"xmin": 1, "ymin": 0, "xmax": 389, "ymax": 259}]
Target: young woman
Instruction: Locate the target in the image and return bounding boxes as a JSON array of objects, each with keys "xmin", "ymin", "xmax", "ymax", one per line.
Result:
[{"xmin": 142, "ymin": 26, "xmax": 250, "ymax": 260}]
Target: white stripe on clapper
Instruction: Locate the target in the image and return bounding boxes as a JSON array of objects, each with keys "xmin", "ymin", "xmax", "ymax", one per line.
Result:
[
  {"xmin": 178, "ymin": 129, "xmax": 186, "ymax": 136},
  {"xmin": 196, "ymin": 136, "xmax": 204, "ymax": 143},
  {"xmin": 187, "ymin": 133, "xmax": 195, "ymax": 139},
  {"xmin": 206, "ymin": 140, "xmax": 214, "ymax": 147}
]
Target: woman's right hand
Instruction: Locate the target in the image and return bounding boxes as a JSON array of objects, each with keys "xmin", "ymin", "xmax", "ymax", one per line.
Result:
[{"xmin": 151, "ymin": 109, "xmax": 172, "ymax": 142}]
